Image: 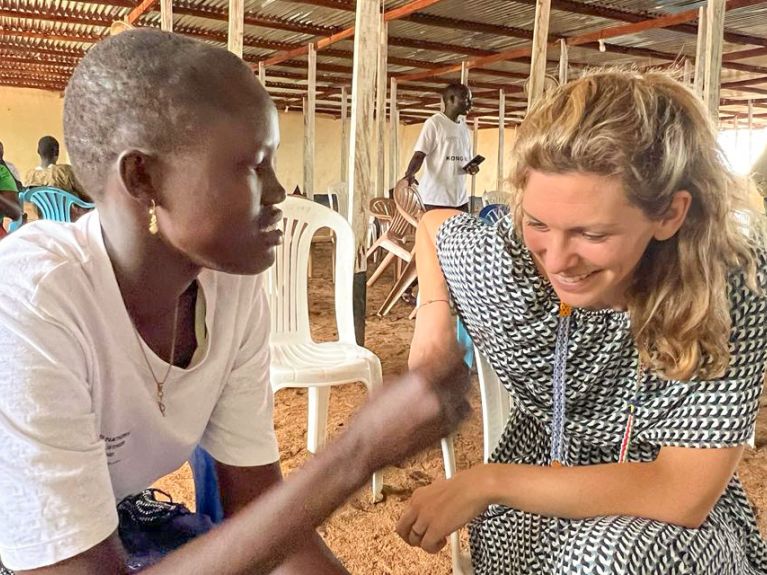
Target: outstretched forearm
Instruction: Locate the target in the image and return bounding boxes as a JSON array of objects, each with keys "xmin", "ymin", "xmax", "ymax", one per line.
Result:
[
  {"xmin": 399, "ymin": 445, "xmax": 744, "ymax": 553},
  {"xmin": 146, "ymin": 430, "xmax": 370, "ymax": 575}
]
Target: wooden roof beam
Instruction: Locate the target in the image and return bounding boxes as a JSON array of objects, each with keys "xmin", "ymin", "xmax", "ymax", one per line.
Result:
[
  {"xmin": 515, "ymin": 0, "xmax": 767, "ymax": 47},
  {"xmin": 260, "ymin": 0, "xmax": 446, "ymax": 67},
  {"xmin": 126, "ymin": 0, "xmax": 160, "ymax": 25}
]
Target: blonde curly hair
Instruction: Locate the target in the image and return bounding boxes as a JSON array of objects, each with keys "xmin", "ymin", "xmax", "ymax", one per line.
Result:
[{"xmin": 510, "ymin": 69, "xmax": 765, "ymax": 380}]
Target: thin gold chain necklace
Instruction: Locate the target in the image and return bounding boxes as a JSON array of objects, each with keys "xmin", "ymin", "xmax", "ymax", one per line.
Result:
[{"xmin": 130, "ymin": 301, "xmax": 180, "ymax": 417}]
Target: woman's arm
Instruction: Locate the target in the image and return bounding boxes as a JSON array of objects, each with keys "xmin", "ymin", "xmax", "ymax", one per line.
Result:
[
  {"xmin": 408, "ymin": 210, "xmax": 463, "ymax": 373},
  {"xmin": 18, "ymin": 363, "xmax": 471, "ymax": 575},
  {"xmin": 397, "ymin": 444, "xmax": 744, "ymax": 553}
]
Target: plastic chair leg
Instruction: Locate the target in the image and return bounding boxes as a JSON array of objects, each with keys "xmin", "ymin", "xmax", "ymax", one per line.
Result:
[
  {"xmin": 367, "ymin": 251, "xmax": 396, "ymax": 287},
  {"xmin": 307, "ymin": 386, "xmax": 331, "ymax": 453},
  {"xmin": 441, "ymin": 435, "xmax": 471, "ymax": 574}
]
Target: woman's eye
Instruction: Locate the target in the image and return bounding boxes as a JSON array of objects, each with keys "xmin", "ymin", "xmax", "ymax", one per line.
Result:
[
  {"xmin": 526, "ymin": 221, "xmax": 548, "ymax": 231},
  {"xmin": 582, "ymin": 233, "xmax": 606, "ymax": 241}
]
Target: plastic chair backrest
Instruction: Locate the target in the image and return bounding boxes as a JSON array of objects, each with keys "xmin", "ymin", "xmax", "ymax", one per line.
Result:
[
  {"xmin": 23, "ymin": 186, "xmax": 94, "ymax": 222},
  {"xmin": 327, "ymin": 181, "xmax": 349, "ymax": 221},
  {"xmin": 478, "ymin": 203, "xmax": 510, "ymax": 225},
  {"xmin": 266, "ymin": 195, "xmax": 356, "ymax": 345},
  {"xmin": 475, "ymin": 349, "xmax": 512, "ymax": 463},
  {"xmin": 369, "ymin": 197, "xmax": 395, "ymax": 222},
  {"xmin": 393, "ymin": 181, "xmax": 425, "ymax": 230}
]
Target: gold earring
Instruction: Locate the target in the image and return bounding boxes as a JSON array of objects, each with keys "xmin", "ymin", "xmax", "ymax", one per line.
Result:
[{"xmin": 148, "ymin": 200, "xmax": 159, "ymax": 235}]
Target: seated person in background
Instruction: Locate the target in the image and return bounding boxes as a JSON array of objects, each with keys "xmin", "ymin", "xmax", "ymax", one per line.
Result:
[
  {"xmin": 401, "ymin": 70, "xmax": 767, "ymax": 574},
  {"xmin": 0, "ymin": 29, "xmax": 470, "ymax": 575},
  {"xmin": 24, "ymin": 135, "xmax": 91, "ymax": 202},
  {"xmin": 0, "ymin": 141, "xmax": 22, "ymax": 191},
  {"xmin": 0, "ymin": 159, "xmax": 21, "ymax": 237}
]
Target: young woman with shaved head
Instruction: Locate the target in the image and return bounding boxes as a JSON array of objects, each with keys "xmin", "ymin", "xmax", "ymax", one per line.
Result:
[{"xmin": 0, "ymin": 29, "xmax": 470, "ymax": 575}]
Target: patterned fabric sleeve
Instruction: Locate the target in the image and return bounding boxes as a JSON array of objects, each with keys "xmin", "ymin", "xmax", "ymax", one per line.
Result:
[{"xmin": 640, "ymin": 259, "xmax": 767, "ymax": 448}]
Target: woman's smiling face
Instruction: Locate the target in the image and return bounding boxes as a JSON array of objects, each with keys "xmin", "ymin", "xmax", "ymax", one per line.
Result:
[{"xmin": 521, "ymin": 170, "xmax": 663, "ymax": 310}]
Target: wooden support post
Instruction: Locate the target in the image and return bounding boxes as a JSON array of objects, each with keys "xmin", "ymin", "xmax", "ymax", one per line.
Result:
[
  {"xmin": 341, "ymin": 86, "xmax": 349, "ymax": 183},
  {"xmin": 389, "ymin": 78, "xmax": 399, "ymax": 193},
  {"xmin": 694, "ymin": 6, "xmax": 707, "ymax": 98},
  {"xmin": 304, "ymin": 43, "xmax": 316, "ymax": 199},
  {"xmin": 160, "ymin": 0, "xmax": 172, "ymax": 31},
  {"xmin": 683, "ymin": 58, "xmax": 692, "ymax": 85},
  {"xmin": 227, "ymin": 0, "xmax": 244, "ymax": 58},
  {"xmin": 376, "ymin": 22, "xmax": 388, "ymax": 198},
  {"xmin": 558, "ymin": 38, "xmax": 568, "ymax": 86},
  {"xmin": 461, "ymin": 61, "xmax": 469, "ymax": 85},
  {"xmin": 347, "ymin": 0, "xmax": 379, "ymax": 345},
  {"xmin": 703, "ymin": 0, "xmax": 725, "ymax": 119},
  {"xmin": 528, "ymin": 0, "xmax": 552, "ymax": 109},
  {"xmin": 497, "ymin": 89, "xmax": 505, "ymax": 191},
  {"xmin": 258, "ymin": 62, "xmax": 266, "ymax": 86},
  {"xmin": 472, "ymin": 116, "xmax": 479, "ymax": 206},
  {"xmin": 748, "ymin": 99, "xmax": 754, "ymax": 164}
]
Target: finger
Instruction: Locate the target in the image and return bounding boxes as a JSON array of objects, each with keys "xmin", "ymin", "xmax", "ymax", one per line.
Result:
[
  {"xmin": 407, "ymin": 525, "xmax": 426, "ymax": 547},
  {"xmin": 396, "ymin": 507, "xmax": 418, "ymax": 542},
  {"xmin": 422, "ymin": 533, "xmax": 448, "ymax": 554}
]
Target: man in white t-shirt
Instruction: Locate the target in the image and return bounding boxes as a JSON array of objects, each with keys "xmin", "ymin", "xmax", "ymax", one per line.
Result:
[{"xmin": 404, "ymin": 83, "xmax": 478, "ymax": 212}]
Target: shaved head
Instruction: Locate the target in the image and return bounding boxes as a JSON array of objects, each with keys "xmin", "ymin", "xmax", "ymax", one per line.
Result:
[
  {"xmin": 64, "ymin": 29, "xmax": 272, "ymax": 196},
  {"xmin": 442, "ymin": 82, "xmax": 469, "ymax": 104}
]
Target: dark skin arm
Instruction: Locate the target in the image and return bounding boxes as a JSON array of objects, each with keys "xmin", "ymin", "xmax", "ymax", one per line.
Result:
[
  {"xmin": 215, "ymin": 461, "xmax": 349, "ymax": 574},
  {"xmin": 404, "ymin": 152, "xmax": 426, "ymax": 185},
  {"xmin": 16, "ymin": 362, "xmax": 470, "ymax": 575},
  {"xmin": 0, "ymin": 190, "xmax": 21, "ymax": 221}
]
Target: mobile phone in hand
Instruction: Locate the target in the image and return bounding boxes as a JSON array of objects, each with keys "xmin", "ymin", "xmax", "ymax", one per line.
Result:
[{"xmin": 463, "ymin": 155, "xmax": 485, "ymax": 172}]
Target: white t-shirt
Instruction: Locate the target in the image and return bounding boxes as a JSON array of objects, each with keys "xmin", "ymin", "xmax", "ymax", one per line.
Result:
[
  {"xmin": 413, "ymin": 112, "xmax": 473, "ymax": 207},
  {"xmin": 0, "ymin": 212, "xmax": 280, "ymax": 571}
]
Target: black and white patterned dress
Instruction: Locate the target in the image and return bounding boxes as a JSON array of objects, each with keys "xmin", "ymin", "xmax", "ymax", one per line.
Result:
[{"xmin": 436, "ymin": 214, "xmax": 767, "ymax": 575}]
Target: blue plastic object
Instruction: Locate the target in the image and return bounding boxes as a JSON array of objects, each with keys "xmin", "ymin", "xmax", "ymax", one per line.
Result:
[
  {"xmin": 23, "ymin": 186, "xmax": 94, "ymax": 222},
  {"xmin": 478, "ymin": 203, "xmax": 510, "ymax": 225},
  {"xmin": 189, "ymin": 446, "xmax": 224, "ymax": 524}
]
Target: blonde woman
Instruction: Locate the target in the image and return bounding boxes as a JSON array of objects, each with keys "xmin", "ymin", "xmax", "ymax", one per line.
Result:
[{"xmin": 399, "ymin": 70, "xmax": 767, "ymax": 574}]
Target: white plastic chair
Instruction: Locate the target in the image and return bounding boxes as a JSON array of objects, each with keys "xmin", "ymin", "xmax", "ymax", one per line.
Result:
[
  {"xmin": 482, "ymin": 190, "xmax": 512, "ymax": 207},
  {"xmin": 267, "ymin": 195, "xmax": 384, "ymax": 501},
  {"xmin": 441, "ymin": 346, "xmax": 512, "ymax": 575}
]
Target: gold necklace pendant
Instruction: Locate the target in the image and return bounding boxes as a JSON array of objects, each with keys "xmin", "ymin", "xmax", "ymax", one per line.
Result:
[{"xmin": 131, "ymin": 300, "xmax": 181, "ymax": 417}]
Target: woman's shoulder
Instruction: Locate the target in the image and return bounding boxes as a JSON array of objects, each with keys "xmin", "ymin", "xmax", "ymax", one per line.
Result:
[{"xmin": 436, "ymin": 211, "xmax": 527, "ymax": 263}]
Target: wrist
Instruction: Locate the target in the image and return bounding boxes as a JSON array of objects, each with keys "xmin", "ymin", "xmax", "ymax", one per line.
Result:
[{"xmin": 475, "ymin": 463, "xmax": 506, "ymax": 507}]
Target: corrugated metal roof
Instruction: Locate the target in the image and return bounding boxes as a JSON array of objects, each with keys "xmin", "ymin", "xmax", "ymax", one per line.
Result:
[{"xmin": 1, "ymin": 0, "xmax": 766, "ymax": 124}]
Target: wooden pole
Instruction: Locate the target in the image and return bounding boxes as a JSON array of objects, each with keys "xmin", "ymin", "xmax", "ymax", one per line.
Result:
[
  {"xmin": 461, "ymin": 61, "xmax": 468, "ymax": 85},
  {"xmin": 160, "ymin": 0, "xmax": 172, "ymax": 31},
  {"xmin": 376, "ymin": 22, "xmax": 388, "ymax": 198},
  {"xmin": 497, "ymin": 89, "xmax": 505, "ymax": 191},
  {"xmin": 472, "ymin": 116, "xmax": 479, "ymax": 206},
  {"xmin": 389, "ymin": 77, "xmax": 399, "ymax": 193},
  {"xmin": 347, "ymin": 0, "xmax": 379, "ymax": 344},
  {"xmin": 258, "ymin": 62, "xmax": 266, "ymax": 86},
  {"xmin": 558, "ymin": 38, "xmax": 568, "ymax": 86},
  {"xmin": 748, "ymin": 99, "xmax": 754, "ymax": 164},
  {"xmin": 694, "ymin": 6, "xmax": 707, "ymax": 98},
  {"xmin": 683, "ymin": 57, "xmax": 692, "ymax": 85},
  {"xmin": 703, "ymin": 0, "xmax": 726, "ymax": 119},
  {"xmin": 227, "ymin": 0, "xmax": 244, "ymax": 58},
  {"xmin": 341, "ymin": 86, "xmax": 349, "ymax": 183},
  {"xmin": 304, "ymin": 43, "xmax": 316, "ymax": 199},
  {"xmin": 528, "ymin": 0, "xmax": 552, "ymax": 109}
]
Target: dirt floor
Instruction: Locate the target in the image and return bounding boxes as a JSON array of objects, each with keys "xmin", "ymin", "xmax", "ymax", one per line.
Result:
[{"xmin": 155, "ymin": 243, "xmax": 767, "ymax": 575}]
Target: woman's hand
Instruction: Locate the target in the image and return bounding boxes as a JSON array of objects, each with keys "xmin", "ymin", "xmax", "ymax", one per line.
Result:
[{"xmin": 396, "ymin": 466, "xmax": 494, "ymax": 553}]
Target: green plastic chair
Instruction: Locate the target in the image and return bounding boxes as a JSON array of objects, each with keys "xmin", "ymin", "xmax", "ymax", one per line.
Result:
[{"xmin": 9, "ymin": 186, "xmax": 94, "ymax": 231}]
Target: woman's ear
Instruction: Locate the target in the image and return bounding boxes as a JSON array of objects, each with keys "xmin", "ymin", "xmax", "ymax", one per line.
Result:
[
  {"xmin": 117, "ymin": 149, "xmax": 159, "ymax": 203},
  {"xmin": 654, "ymin": 190, "xmax": 692, "ymax": 241}
]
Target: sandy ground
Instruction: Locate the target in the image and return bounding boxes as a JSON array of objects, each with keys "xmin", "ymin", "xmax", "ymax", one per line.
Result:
[{"xmin": 156, "ymin": 243, "xmax": 767, "ymax": 575}]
